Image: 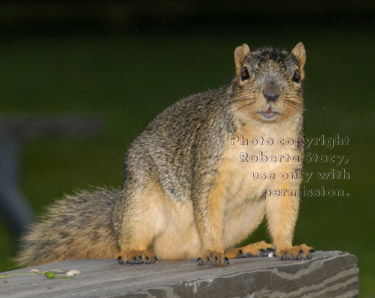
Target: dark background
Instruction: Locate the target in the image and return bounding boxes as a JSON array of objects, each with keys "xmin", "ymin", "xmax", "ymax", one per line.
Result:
[{"xmin": 0, "ymin": 1, "xmax": 374, "ymax": 295}]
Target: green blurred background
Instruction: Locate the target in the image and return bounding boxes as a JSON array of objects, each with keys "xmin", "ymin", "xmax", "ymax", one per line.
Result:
[{"xmin": 0, "ymin": 1, "xmax": 374, "ymax": 296}]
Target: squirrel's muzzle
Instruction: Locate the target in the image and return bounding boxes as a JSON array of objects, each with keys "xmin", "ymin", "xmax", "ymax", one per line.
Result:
[{"xmin": 262, "ymin": 81, "xmax": 281, "ymax": 103}]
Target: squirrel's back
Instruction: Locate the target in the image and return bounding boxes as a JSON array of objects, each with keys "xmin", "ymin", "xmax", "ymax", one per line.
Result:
[
  {"xmin": 125, "ymin": 85, "xmax": 235, "ymax": 203},
  {"xmin": 16, "ymin": 188, "xmax": 120, "ymax": 266}
]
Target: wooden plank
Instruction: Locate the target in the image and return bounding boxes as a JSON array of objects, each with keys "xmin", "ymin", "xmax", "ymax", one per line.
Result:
[
  {"xmin": 0, "ymin": 115, "xmax": 102, "ymax": 140},
  {"xmin": 0, "ymin": 251, "xmax": 359, "ymax": 298}
]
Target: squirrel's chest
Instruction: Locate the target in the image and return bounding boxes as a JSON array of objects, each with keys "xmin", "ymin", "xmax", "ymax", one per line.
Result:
[{"xmin": 221, "ymin": 127, "xmax": 302, "ymax": 208}]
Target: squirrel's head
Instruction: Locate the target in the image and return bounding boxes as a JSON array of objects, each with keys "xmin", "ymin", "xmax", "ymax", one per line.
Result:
[{"xmin": 232, "ymin": 42, "xmax": 306, "ymax": 123}]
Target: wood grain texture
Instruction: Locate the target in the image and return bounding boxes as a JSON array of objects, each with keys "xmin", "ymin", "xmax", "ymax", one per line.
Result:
[{"xmin": 0, "ymin": 251, "xmax": 358, "ymax": 298}]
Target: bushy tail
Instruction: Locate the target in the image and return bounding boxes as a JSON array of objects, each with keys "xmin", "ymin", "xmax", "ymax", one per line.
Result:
[{"xmin": 16, "ymin": 187, "xmax": 121, "ymax": 267}]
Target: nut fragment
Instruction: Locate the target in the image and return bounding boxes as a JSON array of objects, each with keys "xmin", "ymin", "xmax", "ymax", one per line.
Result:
[{"xmin": 66, "ymin": 270, "xmax": 81, "ymax": 276}]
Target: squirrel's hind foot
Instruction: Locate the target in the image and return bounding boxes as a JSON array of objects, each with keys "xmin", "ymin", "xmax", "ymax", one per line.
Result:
[
  {"xmin": 118, "ymin": 250, "xmax": 157, "ymax": 265},
  {"xmin": 225, "ymin": 241, "xmax": 274, "ymax": 259},
  {"xmin": 197, "ymin": 250, "xmax": 230, "ymax": 266}
]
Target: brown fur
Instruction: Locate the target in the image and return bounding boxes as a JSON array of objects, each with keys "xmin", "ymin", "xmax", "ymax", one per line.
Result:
[
  {"xmin": 17, "ymin": 42, "xmax": 313, "ymax": 267},
  {"xmin": 16, "ymin": 188, "xmax": 120, "ymax": 266}
]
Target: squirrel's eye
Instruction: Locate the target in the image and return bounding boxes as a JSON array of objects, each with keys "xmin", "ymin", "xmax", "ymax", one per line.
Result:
[
  {"xmin": 292, "ymin": 69, "xmax": 300, "ymax": 83},
  {"xmin": 241, "ymin": 67, "xmax": 250, "ymax": 80}
]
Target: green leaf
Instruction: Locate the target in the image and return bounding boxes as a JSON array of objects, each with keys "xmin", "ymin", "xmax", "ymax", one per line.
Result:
[{"xmin": 44, "ymin": 271, "xmax": 55, "ymax": 279}]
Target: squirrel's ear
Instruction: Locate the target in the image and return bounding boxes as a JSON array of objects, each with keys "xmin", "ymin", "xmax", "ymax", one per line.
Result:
[
  {"xmin": 292, "ymin": 42, "xmax": 306, "ymax": 79},
  {"xmin": 234, "ymin": 43, "xmax": 250, "ymax": 77}
]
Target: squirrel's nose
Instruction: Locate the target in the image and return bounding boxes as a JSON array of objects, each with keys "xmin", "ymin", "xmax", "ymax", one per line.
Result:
[{"xmin": 262, "ymin": 81, "xmax": 281, "ymax": 103}]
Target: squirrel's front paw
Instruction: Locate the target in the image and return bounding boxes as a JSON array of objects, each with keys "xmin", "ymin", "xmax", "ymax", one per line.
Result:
[
  {"xmin": 277, "ymin": 244, "xmax": 314, "ymax": 260},
  {"xmin": 118, "ymin": 250, "xmax": 157, "ymax": 265},
  {"xmin": 197, "ymin": 250, "xmax": 230, "ymax": 266}
]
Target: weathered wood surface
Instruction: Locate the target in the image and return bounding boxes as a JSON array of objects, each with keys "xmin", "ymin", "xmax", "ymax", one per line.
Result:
[{"xmin": 0, "ymin": 251, "xmax": 358, "ymax": 298}]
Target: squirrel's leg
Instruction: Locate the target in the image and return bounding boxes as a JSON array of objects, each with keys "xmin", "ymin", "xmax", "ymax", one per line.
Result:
[
  {"xmin": 223, "ymin": 202, "xmax": 274, "ymax": 259},
  {"xmin": 194, "ymin": 172, "xmax": 229, "ymax": 266},
  {"xmin": 265, "ymin": 181, "xmax": 314, "ymax": 260},
  {"xmin": 115, "ymin": 182, "xmax": 166, "ymax": 264}
]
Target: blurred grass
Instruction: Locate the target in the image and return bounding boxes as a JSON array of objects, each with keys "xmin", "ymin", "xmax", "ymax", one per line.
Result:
[{"xmin": 0, "ymin": 26, "xmax": 374, "ymax": 295}]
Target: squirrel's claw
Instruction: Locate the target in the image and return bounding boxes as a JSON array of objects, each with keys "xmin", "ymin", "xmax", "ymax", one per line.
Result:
[
  {"xmin": 197, "ymin": 250, "xmax": 229, "ymax": 266},
  {"xmin": 278, "ymin": 244, "xmax": 314, "ymax": 261},
  {"xmin": 118, "ymin": 250, "xmax": 157, "ymax": 265},
  {"xmin": 117, "ymin": 256, "xmax": 124, "ymax": 264}
]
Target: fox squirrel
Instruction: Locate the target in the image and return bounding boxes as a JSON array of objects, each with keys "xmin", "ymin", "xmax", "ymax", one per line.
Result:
[{"xmin": 16, "ymin": 42, "xmax": 313, "ymax": 267}]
